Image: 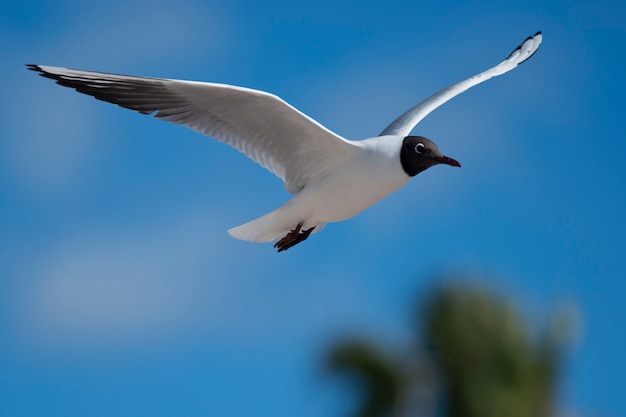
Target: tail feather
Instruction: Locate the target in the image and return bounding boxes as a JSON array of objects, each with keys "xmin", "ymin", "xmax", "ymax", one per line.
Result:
[{"xmin": 228, "ymin": 210, "xmax": 286, "ymax": 243}]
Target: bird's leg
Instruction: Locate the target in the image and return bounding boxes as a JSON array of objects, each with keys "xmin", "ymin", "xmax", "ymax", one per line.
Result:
[{"xmin": 274, "ymin": 222, "xmax": 315, "ymax": 252}]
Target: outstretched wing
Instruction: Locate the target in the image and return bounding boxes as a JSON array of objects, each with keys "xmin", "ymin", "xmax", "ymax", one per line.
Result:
[
  {"xmin": 380, "ymin": 32, "xmax": 543, "ymax": 137},
  {"xmin": 27, "ymin": 65, "xmax": 358, "ymax": 193}
]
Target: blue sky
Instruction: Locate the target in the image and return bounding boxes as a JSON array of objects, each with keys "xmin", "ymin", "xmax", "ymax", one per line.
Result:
[{"xmin": 1, "ymin": 0, "xmax": 625, "ymax": 416}]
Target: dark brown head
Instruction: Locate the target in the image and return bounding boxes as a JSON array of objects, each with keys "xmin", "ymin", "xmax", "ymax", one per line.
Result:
[{"xmin": 399, "ymin": 136, "xmax": 461, "ymax": 177}]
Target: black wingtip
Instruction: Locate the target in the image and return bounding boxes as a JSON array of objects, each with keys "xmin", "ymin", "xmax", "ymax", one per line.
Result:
[
  {"xmin": 26, "ymin": 64, "xmax": 53, "ymax": 79},
  {"xmin": 25, "ymin": 64, "xmax": 69, "ymax": 84},
  {"xmin": 522, "ymin": 31, "xmax": 542, "ymax": 43},
  {"xmin": 504, "ymin": 31, "xmax": 542, "ymax": 64}
]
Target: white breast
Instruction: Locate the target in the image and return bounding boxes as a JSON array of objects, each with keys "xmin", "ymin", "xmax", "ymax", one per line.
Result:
[{"xmin": 289, "ymin": 135, "xmax": 410, "ymax": 224}]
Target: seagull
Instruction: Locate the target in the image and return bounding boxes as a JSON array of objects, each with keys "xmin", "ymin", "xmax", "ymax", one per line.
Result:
[{"xmin": 27, "ymin": 32, "xmax": 542, "ymax": 252}]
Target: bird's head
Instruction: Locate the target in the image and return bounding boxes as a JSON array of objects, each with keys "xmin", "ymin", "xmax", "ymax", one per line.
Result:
[{"xmin": 399, "ymin": 136, "xmax": 461, "ymax": 177}]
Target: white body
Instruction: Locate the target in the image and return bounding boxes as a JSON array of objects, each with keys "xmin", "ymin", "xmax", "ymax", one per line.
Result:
[{"xmin": 228, "ymin": 135, "xmax": 409, "ymax": 242}]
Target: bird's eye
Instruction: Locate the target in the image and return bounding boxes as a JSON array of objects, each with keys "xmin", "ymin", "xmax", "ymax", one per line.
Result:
[{"xmin": 415, "ymin": 143, "xmax": 426, "ymax": 154}]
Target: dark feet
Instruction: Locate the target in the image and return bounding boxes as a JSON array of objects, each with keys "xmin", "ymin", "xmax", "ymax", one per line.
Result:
[{"xmin": 274, "ymin": 223, "xmax": 315, "ymax": 252}]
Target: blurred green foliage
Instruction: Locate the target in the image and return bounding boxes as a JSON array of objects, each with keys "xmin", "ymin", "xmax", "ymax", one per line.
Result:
[
  {"xmin": 329, "ymin": 341, "xmax": 406, "ymax": 417},
  {"xmin": 328, "ymin": 283, "xmax": 570, "ymax": 417}
]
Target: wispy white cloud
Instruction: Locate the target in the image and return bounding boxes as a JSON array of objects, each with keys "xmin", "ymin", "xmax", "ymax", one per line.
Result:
[{"xmin": 12, "ymin": 207, "xmax": 256, "ymax": 352}]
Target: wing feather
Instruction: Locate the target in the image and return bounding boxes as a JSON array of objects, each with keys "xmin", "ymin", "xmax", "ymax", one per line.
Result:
[
  {"xmin": 27, "ymin": 65, "xmax": 357, "ymax": 193},
  {"xmin": 380, "ymin": 32, "xmax": 543, "ymax": 137}
]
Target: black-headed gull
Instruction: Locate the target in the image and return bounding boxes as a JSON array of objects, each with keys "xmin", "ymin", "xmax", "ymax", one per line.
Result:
[{"xmin": 28, "ymin": 32, "xmax": 542, "ymax": 252}]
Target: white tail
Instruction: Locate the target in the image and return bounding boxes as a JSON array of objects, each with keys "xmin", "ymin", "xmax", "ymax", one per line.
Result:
[
  {"xmin": 228, "ymin": 206, "xmax": 326, "ymax": 244},
  {"xmin": 228, "ymin": 210, "xmax": 285, "ymax": 243}
]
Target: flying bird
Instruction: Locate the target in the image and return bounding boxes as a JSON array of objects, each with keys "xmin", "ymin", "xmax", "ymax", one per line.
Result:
[{"xmin": 27, "ymin": 32, "xmax": 542, "ymax": 252}]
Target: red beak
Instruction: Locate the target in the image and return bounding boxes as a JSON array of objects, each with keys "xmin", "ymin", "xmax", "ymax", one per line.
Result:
[{"xmin": 438, "ymin": 155, "xmax": 461, "ymax": 167}]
